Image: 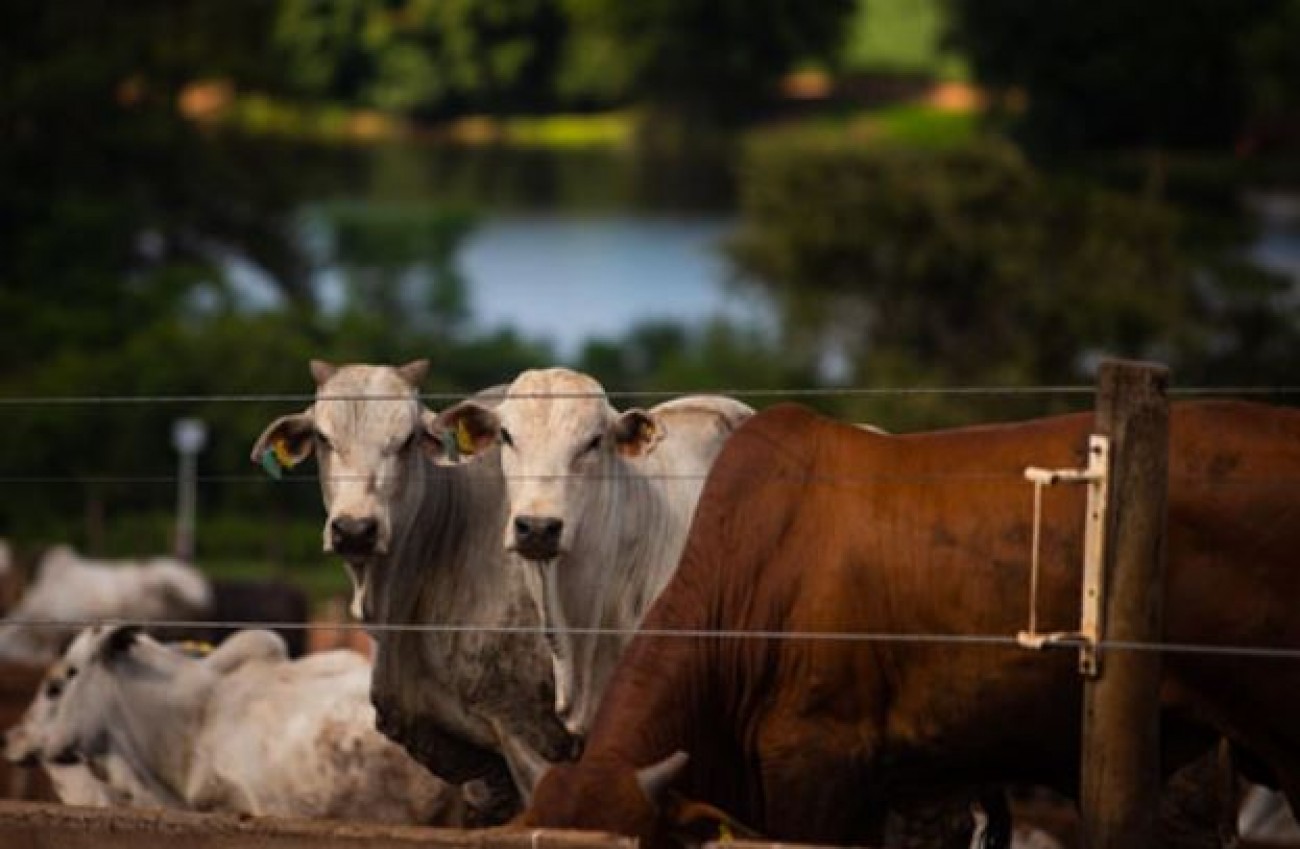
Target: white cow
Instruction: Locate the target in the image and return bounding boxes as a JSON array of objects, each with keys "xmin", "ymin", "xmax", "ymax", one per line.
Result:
[
  {"xmin": 2, "ymin": 633, "xmax": 282, "ymax": 808},
  {"xmin": 0, "ymin": 545, "xmax": 211, "ymax": 665},
  {"xmin": 251, "ymin": 360, "xmax": 571, "ymax": 821},
  {"xmin": 3, "ymin": 658, "xmax": 125, "ymax": 807},
  {"xmin": 33, "ymin": 625, "xmax": 460, "ymax": 823},
  {"xmin": 434, "ymin": 368, "xmax": 753, "ymax": 737}
]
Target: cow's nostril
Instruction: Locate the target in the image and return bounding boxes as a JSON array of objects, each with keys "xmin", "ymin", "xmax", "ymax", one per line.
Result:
[
  {"xmin": 331, "ymin": 516, "xmax": 380, "ymax": 553},
  {"xmin": 50, "ymin": 746, "xmax": 79, "ymax": 766},
  {"xmin": 513, "ymin": 516, "xmax": 564, "ymax": 560},
  {"xmin": 515, "ymin": 516, "xmax": 563, "ymax": 541}
]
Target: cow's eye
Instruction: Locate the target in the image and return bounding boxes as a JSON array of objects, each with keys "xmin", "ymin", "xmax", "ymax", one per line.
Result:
[
  {"xmin": 581, "ymin": 434, "xmax": 602, "ymax": 455},
  {"xmin": 500, "ymin": 428, "xmax": 514, "ymax": 449},
  {"xmin": 316, "ymin": 432, "xmax": 333, "ymax": 452},
  {"xmin": 45, "ymin": 681, "xmax": 63, "ymax": 699},
  {"xmin": 65, "ymin": 667, "xmax": 77, "ymax": 680}
]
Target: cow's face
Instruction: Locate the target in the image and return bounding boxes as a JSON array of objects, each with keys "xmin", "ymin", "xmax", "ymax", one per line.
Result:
[
  {"xmin": 39, "ymin": 625, "xmax": 146, "ymax": 765},
  {"xmin": 3, "ymin": 659, "xmax": 76, "ymax": 765},
  {"xmin": 252, "ymin": 360, "xmax": 437, "ymax": 619},
  {"xmin": 519, "ymin": 752, "xmax": 737, "ymax": 849},
  {"xmin": 436, "ymin": 368, "xmax": 662, "ymax": 562}
]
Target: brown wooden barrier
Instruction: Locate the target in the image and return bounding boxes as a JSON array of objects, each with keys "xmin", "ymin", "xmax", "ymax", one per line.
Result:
[
  {"xmin": 0, "ymin": 661, "xmax": 56, "ymax": 803},
  {"xmin": 0, "ymin": 800, "xmax": 636, "ymax": 849}
]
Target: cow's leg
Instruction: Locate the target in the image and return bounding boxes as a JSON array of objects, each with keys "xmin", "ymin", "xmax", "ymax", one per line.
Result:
[{"xmin": 756, "ymin": 725, "xmax": 886, "ymax": 844}]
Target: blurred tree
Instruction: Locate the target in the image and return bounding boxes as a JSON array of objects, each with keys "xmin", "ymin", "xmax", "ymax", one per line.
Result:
[
  {"xmin": 575, "ymin": 318, "xmax": 822, "ymax": 410},
  {"xmin": 561, "ymin": 0, "xmax": 856, "ymax": 139},
  {"xmin": 728, "ymin": 137, "xmax": 1300, "ymax": 428},
  {"xmin": 0, "ymin": 0, "xmax": 314, "ymax": 381},
  {"xmin": 273, "ymin": 0, "xmax": 567, "ymax": 118},
  {"xmin": 945, "ymin": 0, "xmax": 1291, "ymax": 152}
]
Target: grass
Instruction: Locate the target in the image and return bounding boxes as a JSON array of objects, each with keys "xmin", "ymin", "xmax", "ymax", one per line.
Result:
[
  {"xmin": 843, "ymin": 0, "xmax": 968, "ymax": 80},
  {"xmin": 750, "ymin": 102, "xmax": 982, "ymax": 151},
  {"xmin": 214, "ymin": 91, "xmax": 635, "ymax": 149},
  {"xmin": 868, "ymin": 102, "xmax": 981, "ymax": 148}
]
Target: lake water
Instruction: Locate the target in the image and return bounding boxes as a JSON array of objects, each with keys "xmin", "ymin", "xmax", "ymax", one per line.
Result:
[
  {"xmin": 458, "ymin": 214, "xmax": 774, "ymax": 357},
  {"xmin": 227, "ymin": 144, "xmax": 777, "ymax": 359}
]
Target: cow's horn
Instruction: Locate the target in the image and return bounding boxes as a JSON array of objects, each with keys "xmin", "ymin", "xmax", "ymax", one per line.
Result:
[
  {"xmin": 310, "ymin": 360, "xmax": 337, "ymax": 386},
  {"xmin": 636, "ymin": 751, "xmax": 689, "ymax": 801}
]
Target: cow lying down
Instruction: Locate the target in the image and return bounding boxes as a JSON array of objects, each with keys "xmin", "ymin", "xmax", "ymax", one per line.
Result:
[
  {"xmin": 3, "ymin": 625, "xmax": 463, "ymax": 825},
  {"xmin": 0, "ymin": 545, "xmax": 211, "ymax": 665}
]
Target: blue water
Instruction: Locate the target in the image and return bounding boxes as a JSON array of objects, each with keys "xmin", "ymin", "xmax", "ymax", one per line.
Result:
[{"xmin": 459, "ymin": 214, "xmax": 772, "ymax": 357}]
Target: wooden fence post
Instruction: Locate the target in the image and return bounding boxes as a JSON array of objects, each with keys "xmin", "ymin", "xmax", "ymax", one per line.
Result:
[{"xmin": 1080, "ymin": 359, "xmax": 1170, "ymax": 849}]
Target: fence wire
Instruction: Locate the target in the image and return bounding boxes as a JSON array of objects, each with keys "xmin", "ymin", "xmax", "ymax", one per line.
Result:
[
  {"xmin": 5, "ymin": 618, "xmax": 1300, "ymax": 663},
  {"xmin": 0, "ymin": 383, "xmax": 1299, "ymax": 406},
  {"xmin": 3, "ymin": 382, "xmax": 1300, "ymax": 665}
]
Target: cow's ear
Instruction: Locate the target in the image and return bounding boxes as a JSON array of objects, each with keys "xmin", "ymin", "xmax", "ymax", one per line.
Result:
[
  {"xmin": 98, "ymin": 625, "xmax": 142, "ymax": 662},
  {"xmin": 426, "ymin": 402, "xmax": 500, "ymax": 466},
  {"xmin": 663, "ymin": 792, "xmax": 761, "ymax": 845},
  {"xmin": 250, "ymin": 412, "xmax": 316, "ymax": 477},
  {"xmin": 396, "ymin": 359, "xmax": 429, "ymax": 388},
  {"xmin": 612, "ymin": 409, "xmax": 665, "ymax": 459}
]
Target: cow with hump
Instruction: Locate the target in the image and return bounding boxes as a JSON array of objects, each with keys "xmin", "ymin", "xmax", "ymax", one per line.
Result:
[
  {"xmin": 251, "ymin": 360, "xmax": 572, "ymax": 822},
  {"xmin": 434, "ymin": 367, "xmax": 753, "ymax": 738},
  {"xmin": 19, "ymin": 625, "xmax": 458, "ymax": 822},
  {"xmin": 518, "ymin": 401, "xmax": 1300, "ymax": 847}
]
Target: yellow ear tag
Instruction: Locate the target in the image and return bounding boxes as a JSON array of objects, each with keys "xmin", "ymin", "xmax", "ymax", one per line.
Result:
[
  {"xmin": 260, "ymin": 438, "xmax": 298, "ymax": 480},
  {"xmin": 272, "ymin": 438, "xmax": 297, "ymax": 468},
  {"xmin": 455, "ymin": 419, "xmax": 476, "ymax": 456}
]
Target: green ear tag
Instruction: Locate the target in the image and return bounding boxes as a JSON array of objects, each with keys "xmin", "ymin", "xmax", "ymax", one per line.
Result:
[
  {"xmin": 260, "ymin": 447, "xmax": 284, "ymax": 480},
  {"xmin": 439, "ymin": 428, "xmax": 460, "ymax": 463}
]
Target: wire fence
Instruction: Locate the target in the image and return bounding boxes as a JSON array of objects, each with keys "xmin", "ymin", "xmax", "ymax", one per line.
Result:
[
  {"xmin": 6, "ymin": 617, "xmax": 1300, "ymax": 662},
  {"xmin": 3, "ymin": 381, "xmax": 1300, "ymax": 664},
  {"xmin": 2, "ymin": 383, "xmax": 1300, "ymax": 406}
]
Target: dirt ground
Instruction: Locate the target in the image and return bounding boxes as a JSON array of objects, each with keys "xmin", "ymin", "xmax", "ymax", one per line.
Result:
[{"xmin": 0, "ymin": 800, "xmax": 632, "ymax": 849}]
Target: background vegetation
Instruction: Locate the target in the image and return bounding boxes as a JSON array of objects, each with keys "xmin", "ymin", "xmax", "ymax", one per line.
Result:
[{"xmin": 2, "ymin": 0, "xmax": 1297, "ymax": 600}]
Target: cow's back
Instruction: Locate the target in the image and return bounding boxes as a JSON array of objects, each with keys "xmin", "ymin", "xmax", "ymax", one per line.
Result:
[{"xmin": 591, "ymin": 400, "xmax": 1300, "ymax": 839}]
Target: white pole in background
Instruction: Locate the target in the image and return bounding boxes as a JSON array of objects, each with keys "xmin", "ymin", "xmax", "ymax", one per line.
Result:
[{"xmin": 172, "ymin": 418, "xmax": 208, "ymax": 562}]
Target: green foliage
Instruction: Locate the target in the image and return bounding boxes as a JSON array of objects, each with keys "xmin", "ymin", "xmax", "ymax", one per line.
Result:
[
  {"xmin": 727, "ymin": 136, "xmax": 1300, "ymax": 428},
  {"xmin": 945, "ymin": 0, "xmax": 1293, "ymax": 152},
  {"xmin": 273, "ymin": 0, "xmax": 567, "ymax": 118},
  {"xmin": 575, "ymin": 318, "xmax": 821, "ymax": 408}
]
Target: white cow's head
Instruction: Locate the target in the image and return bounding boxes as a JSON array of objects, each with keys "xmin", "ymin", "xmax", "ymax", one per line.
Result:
[
  {"xmin": 434, "ymin": 368, "xmax": 662, "ymax": 562},
  {"xmin": 251, "ymin": 360, "xmax": 439, "ymax": 619},
  {"xmin": 3, "ymin": 659, "xmax": 76, "ymax": 765},
  {"xmin": 39, "ymin": 625, "xmax": 167, "ymax": 766}
]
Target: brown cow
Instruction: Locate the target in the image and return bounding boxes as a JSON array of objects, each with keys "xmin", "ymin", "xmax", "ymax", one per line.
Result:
[{"xmin": 518, "ymin": 401, "xmax": 1300, "ymax": 847}]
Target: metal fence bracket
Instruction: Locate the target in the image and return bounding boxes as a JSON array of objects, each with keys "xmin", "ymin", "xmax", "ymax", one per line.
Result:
[{"xmin": 1017, "ymin": 434, "xmax": 1110, "ymax": 676}]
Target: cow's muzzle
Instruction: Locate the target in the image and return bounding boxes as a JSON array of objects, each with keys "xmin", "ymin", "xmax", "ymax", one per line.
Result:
[
  {"xmin": 512, "ymin": 515, "xmax": 563, "ymax": 561},
  {"xmin": 330, "ymin": 515, "xmax": 380, "ymax": 556},
  {"xmin": 49, "ymin": 746, "xmax": 80, "ymax": 766}
]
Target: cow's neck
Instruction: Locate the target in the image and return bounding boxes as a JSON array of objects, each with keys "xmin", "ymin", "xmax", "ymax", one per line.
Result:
[
  {"xmin": 560, "ymin": 453, "xmax": 696, "ymax": 736},
  {"xmin": 102, "ymin": 666, "xmax": 210, "ymax": 807},
  {"xmin": 365, "ymin": 447, "xmax": 551, "ymax": 770},
  {"xmin": 377, "ymin": 450, "xmax": 511, "ymax": 628}
]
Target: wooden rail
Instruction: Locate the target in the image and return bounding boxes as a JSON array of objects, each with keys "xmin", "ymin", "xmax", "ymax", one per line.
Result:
[{"xmin": 0, "ymin": 800, "xmax": 635, "ymax": 849}]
